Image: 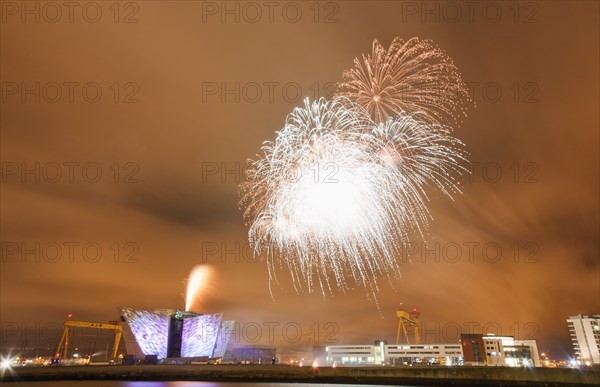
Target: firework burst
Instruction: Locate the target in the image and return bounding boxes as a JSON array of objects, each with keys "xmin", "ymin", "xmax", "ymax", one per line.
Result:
[
  {"xmin": 239, "ymin": 97, "xmax": 466, "ymax": 296},
  {"xmin": 336, "ymin": 37, "xmax": 470, "ymax": 125}
]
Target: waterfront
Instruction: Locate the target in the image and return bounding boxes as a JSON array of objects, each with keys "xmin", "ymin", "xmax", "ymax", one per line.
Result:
[
  {"xmin": 0, "ymin": 382, "xmax": 407, "ymax": 387},
  {"xmin": 2, "ymin": 365, "xmax": 599, "ymax": 386}
]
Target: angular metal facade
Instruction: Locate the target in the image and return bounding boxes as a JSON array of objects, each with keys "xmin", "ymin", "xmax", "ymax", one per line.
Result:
[{"xmin": 119, "ymin": 307, "xmax": 233, "ymax": 360}]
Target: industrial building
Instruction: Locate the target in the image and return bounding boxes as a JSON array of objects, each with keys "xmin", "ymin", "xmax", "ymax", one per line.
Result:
[
  {"xmin": 461, "ymin": 333, "xmax": 486, "ymax": 365},
  {"xmin": 567, "ymin": 314, "xmax": 600, "ymax": 365},
  {"xmin": 325, "ymin": 342, "xmax": 463, "ymax": 366},
  {"xmin": 325, "ymin": 343, "xmax": 384, "ymax": 366},
  {"xmin": 386, "ymin": 343, "xmax": 463, "ymax": 365},
  {"xmin": 53, "ymin": 306, "xmax": 543, "ymax": 368},
  {"xmin": 505, "ymin": 339, "xmax": 540, "ymax": 367},
  {"xmin": 325, "ymin": 308, "xmax": 540, "ymax": 367},
  {"xmin": 222, "ymin": 345, "xmax": 276, "ymax": 364},
  {"xmin": 461, "ymin": 334, "xmax": 540, "ymax": 367},
  {"xmin": 118, "ymin": 307, "xmax": 234, "ymax": 361}
]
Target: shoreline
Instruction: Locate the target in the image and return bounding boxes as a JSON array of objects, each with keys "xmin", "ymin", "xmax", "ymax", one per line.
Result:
[{"xmin": 3, "ymin": 365, "xmax": 599, "ymax": 386}]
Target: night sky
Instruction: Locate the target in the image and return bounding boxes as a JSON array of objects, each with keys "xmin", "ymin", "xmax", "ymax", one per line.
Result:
[{"xmin": 1, "ymin": 1, "xmax": 598, "ymax": 360}]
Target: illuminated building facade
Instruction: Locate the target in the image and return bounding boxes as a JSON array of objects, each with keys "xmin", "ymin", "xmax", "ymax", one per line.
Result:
[
  {"xmin": 461, "ymin": 334, "xmax": 540, "ymax": 367},
  {"xmin": 483, "ymin": 336, "xmax": 505, "ymax": 366},
  {"xmin": 325, "ymin": 342, "xmax": 463, "ymax": 366},
  {"xmin": 325, "ymin": 344, "xmax": 383, "ymax": 366},
  {"xmin": 504, "ymin": 340, "xmax": 539, "ymax": 367},
  {"xmin": 118, "ymin": 307, "xmax": 233, "ymax": 360},
  {"xmin": 567, "ymin": 314, "xmax": 600, "ymax": 365},
  {"xmin": 385, "ymin": 343, "xmax": 463, "ymax": 365}
]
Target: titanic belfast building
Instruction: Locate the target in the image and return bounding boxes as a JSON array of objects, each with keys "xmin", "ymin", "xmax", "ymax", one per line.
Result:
[{"xmin": 119, "ymin": 307, "xmax": 234, "ymax": 360}]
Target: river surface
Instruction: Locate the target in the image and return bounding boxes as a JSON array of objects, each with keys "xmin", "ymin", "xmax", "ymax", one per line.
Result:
[{"xmin": 8, "ymin": 383, "xmax": 419, "ymax": 387}]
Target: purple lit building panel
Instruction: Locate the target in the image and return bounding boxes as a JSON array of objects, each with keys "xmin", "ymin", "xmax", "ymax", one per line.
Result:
[
  {"xmin": 181, "ymin": 314, "xmax": 222, "ymax": 358},
  {"xmin": 119, "ymin": 307, "xmax": 234, "ymax": 359},
  {"xmin": 120, "ymin": 307, "xmax": 170, "ymax": 359},
  {"xmin": 214, "ymin": 320, "xmax": 236, "ymax": 358}
]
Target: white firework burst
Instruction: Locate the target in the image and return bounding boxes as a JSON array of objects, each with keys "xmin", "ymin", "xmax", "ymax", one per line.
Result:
[{"xmin": 239, "ymin": 97, "xmax": 467, "ymax": 297}]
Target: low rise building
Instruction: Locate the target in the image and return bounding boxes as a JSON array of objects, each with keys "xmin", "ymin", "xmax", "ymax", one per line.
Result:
[
  {"xmin": 461, "ymin": 334, "xmax": 540, "ymax": 367},
  {"xmin": 325, "ymin": 342, "xmax": 463, "ymax": 366},
  {"xmin": 385, "ymin": 343, "xmax": 463, "ymax": 365},
  {"xmin": 325, "ymin": 344, "xmax": 382, "ymax": 365}
]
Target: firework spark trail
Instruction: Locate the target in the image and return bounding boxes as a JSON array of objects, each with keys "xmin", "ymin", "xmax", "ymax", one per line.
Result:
[
  {"xmin": 336, "ymin": 37, "xmax": 470, "ymax": 126},
  {"xmin": 185, "ymin": 265, "xmax": 213, "ymax": 312},
  {"xmin": 239, "ymin": 97, "xmax": 467, "ymax": 297}
]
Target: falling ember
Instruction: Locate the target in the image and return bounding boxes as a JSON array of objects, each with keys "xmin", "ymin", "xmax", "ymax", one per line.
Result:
[{"xmin": 185, "ymin": 265, "xmax": 213, "ymax": 312}]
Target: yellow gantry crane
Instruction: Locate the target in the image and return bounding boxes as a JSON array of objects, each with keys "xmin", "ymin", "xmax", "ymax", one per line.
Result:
[
  {"xmin": 55, "ymin": 320, "xmax": 122, "ymax": 360},
  {"xmin": 396, "ymin": 308, "xmax": 421, "ymax": 345}
]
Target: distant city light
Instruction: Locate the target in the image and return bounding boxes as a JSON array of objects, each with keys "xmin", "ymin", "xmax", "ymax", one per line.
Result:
[
  {"xmin": 1, "ymin": 358, "xmax": 12, "ymax": 370},
  {"xmin": 0, "ymin": 355, "xmax": 15, "ymax": 376}
]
